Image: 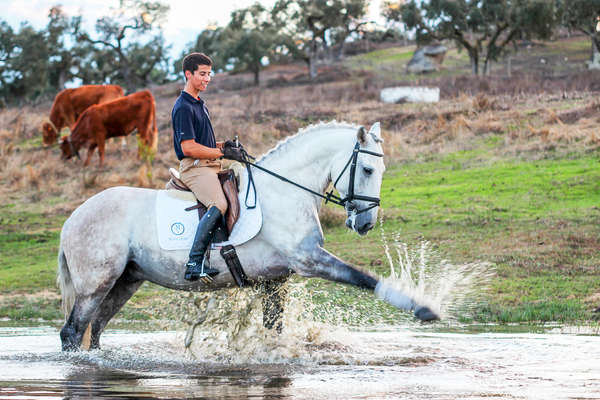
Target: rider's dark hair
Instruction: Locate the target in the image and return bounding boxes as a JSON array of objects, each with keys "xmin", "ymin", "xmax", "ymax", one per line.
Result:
[{"xmin": 182, "ymin": 53, "xmax": 212, "ymax": 80}]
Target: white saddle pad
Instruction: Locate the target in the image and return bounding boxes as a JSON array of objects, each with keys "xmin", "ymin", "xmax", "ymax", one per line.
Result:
[{"xmin": 155, "ymin": 187, "xmax": 262, "ymax": 251}]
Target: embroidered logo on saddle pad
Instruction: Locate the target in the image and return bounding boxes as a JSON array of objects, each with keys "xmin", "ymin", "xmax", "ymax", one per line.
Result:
[{"xmin": 155, "ymin": 189, "xmax": 262, "ymax": 251}]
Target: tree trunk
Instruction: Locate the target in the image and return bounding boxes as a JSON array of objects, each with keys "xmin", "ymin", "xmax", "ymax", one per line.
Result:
[
  {"xmin": 253, "ymin": 67, "xmax": 260, "ymax": 86},
  {"xmin": 483, "ymin": 56, "xmax": 494, "ymax": 76},
  {"xmin": 470, "ymin": 52, "xmax": 479, "ymax": 75},
  {"xmin": 334, "ymin": 34, "xmax": 348, "ymax": 60},
  {"xmin": 308, "ymin": 40, "xmax": 319, "ymax": 79},
  {"xmin": 589, "ymin": 35, "xmax": 600, "ymax": 70},
  {"xmin": 309, "ymin": 55, "xmax": 318, "ymax": 79},
  {"xmin": 58, "ymin": 69, "xmax": 68, "ymax": 90}
]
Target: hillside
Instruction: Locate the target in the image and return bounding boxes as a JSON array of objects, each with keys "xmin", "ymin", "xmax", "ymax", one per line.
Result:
[{"xmin": 0, "ymin": 35, "xmax": 599, "ymax": 327}]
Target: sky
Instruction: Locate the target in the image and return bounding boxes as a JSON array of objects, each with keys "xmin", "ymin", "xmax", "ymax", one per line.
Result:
[{"xmin": 3, "ymin": 0, "xmax": 384, "ymax": 60}]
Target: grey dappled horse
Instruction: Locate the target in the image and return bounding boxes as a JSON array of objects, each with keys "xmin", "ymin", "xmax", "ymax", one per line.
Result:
[{"xmin": 57, "ymin": 122, "xmax": 438, "ymax": 351}]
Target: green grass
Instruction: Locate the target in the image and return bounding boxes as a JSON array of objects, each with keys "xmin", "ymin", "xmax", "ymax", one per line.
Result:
[
  {"xmin": 0, "ymin": 203, "xmax": 173, "ymax": 321},
  {"xmin": 355, "ymin": 145, "xmax": 599, "ymax": 322},
  {"xmin": 383, "ymin": 154, "xmax": 600, "ymax": 223},
  {"xmin": 0, "ymin": 204, "xmax": 63, "ymax": 293}
]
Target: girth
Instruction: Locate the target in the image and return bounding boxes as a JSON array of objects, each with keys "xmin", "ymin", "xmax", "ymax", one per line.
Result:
[{"xmin": 165, "ymin": 168, "xmax": 240, "ymax": 235}]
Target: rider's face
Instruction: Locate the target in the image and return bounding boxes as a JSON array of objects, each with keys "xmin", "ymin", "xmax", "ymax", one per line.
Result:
[{"xmin": 186, "ymin": 65, "xmax": 212, "ymax": 92}]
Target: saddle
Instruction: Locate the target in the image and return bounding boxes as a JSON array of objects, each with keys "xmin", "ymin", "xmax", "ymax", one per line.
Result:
[{"xmin": 165, "ymin": 168, "xmax": 240, "ymax": 235}]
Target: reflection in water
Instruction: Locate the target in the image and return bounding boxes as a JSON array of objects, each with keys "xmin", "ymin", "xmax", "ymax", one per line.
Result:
[
  {"xmin": 1, "ymin": 327, "xmax": 599, "ymax": 399},
  {"xmin": 59, "ymin": 367, "xmax": 293, "ymax": 399}
]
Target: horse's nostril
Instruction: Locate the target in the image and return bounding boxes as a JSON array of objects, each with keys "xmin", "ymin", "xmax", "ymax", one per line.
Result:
[{"xmin": 359, "ymin": 222, "xmax": 374, "ymax": 234}]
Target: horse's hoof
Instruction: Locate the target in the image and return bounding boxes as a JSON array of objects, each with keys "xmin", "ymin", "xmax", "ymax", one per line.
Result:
[{"xmin": 414, "ymin": 306, "xmax": 439, "ymax": 322}]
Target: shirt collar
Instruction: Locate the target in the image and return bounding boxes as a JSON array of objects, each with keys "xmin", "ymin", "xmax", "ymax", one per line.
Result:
[{"xmin": 181, "ymin": 90, "xmax": 203, "ymax": 104}]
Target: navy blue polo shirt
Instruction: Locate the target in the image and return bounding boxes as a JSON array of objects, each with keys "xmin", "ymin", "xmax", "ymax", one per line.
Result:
[{"xmin": 172, "ymin": 91, "xmax": 216, "ymax": 160}]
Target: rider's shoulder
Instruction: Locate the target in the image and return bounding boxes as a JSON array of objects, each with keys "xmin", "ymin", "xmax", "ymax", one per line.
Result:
[{"xmin": 172, "ymin": 98, "xmax": 194, "ymax": 116}]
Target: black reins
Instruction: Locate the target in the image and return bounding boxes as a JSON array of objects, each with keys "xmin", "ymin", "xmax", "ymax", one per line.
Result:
[{"xmin": 237, "ymin": 133, "xmax": 383, "ymax": 215}]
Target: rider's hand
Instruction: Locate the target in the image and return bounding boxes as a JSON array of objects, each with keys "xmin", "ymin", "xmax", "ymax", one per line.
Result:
[
  {"xmin": 224, "ymin": 139, "xmax": 242, "ymax": 149},
  {"xmin": 222, "ymin": 145, "xmax": 245, "ymax": 162}
]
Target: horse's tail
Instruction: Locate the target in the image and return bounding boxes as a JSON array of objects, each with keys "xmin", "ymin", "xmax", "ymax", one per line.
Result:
[{"xmin": 57, "ymin": 243, "xmax": 75, "ymax": 320}]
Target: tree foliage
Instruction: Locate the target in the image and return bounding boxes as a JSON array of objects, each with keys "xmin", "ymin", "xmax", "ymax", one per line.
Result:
[
  {"xmin": 221, "ymin": 2, "xmax": 281, "ymax": 85},
  {"xmin": 173, "ymin": 27, "xmax": 227, "ymax": 79},
  {"xmin": 0, "ymin": 2, "xmax": 172, "ymax": 103},
  {"xmin": 271, "ymin": 0, "xmax": 368, "ymax": 78},
  {"xmin": 557, "ymin": 0, "xmax": 600, "ymax": 66},
  {"xmin": 0, "ymin": 6, "xmax": 81, "ymax": 102},
  {"xmin": 75, "ymin": 0, "xmax": 171, "ymax": 91},
  {"xmin": 385, "ymin": 0, "xmax": 557, "ymax": 75}
]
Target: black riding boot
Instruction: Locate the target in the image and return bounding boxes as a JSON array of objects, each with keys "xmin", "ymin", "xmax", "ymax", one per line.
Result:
[{"xmin": 184, "ymin": 206, "xmax": 223, "ymax": 282}]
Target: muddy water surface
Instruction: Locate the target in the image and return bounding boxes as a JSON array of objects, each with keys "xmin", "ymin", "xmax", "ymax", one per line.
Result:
[{"xmin": 1, "ymin": 325, "xmax": 599, "ymax": 399}]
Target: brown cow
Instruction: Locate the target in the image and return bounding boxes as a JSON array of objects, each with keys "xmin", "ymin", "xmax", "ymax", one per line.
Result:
[
  {"xmin": 60, "ymin": 90, "xmax": 158, "ymax": 166},
  {"xmin": 42, "ymin": 84, "xmax": 124, "ymax": 145}
]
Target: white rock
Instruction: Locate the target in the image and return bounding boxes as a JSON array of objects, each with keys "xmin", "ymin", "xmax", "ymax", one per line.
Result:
[{"xmin": 380, "ymin": 86, "xmax": 440, "ymax": 103}]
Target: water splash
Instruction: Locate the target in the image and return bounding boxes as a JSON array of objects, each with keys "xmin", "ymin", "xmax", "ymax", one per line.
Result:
[
  {"xmin": 183, "ymin": 282, "xmax": 353, "ymax": 364},
  {"xmin": 182, "ymin": 217, "xmax": 494, "ymax": 363},
  {"xmin": 378, "ymin": 214, "xmax": 495, "ymax": 322}
]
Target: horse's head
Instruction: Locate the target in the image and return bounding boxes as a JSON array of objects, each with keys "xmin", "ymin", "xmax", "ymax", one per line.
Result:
[
  {"xmin": 42, "ymin": 121, "xmax": 58, "ymax": 146},
  {"xmin": 60, "ymin": 135, "xmax": 80, "ymax": 160},
  {"xmin": 333, "ymin": 122, "xmax": 385, "ymax": 236}
]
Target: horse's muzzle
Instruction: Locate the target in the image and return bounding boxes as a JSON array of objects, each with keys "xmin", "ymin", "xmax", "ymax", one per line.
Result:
[
  {"xmin": 345, "ymin": 207, "xmax": 376, "ymax": 236},
  {"xmin": 356, "ymin": 221, "xmax": 374, "ymax": 235}
]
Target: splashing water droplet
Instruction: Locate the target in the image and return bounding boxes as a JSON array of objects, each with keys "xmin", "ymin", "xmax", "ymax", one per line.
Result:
[{"xmin": 378, "ymin": 212, "xmax": 495, "ymax": 322}]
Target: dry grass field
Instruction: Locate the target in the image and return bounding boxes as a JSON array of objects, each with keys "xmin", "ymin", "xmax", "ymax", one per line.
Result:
[{"xmin": 2, "ymin": 67, "xmax": 598, "ymax": 210}]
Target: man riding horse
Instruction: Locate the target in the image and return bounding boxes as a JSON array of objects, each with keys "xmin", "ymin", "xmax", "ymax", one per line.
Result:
[{"xmin": 172, "ymin": 52, "xmax": 244, "ymax": 281}]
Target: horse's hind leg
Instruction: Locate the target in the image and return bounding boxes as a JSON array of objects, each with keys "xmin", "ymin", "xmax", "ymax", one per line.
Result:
[
  {"xmin": 60, "ymin": 291, "xmax": 109, "ymax": 351},
  {"xmin": 261, "ymin": 278, "xmax": 289, "ymax": 334},
  {"xmin": 89, "ymin": 266, "xmax": 144, "ymax": 349}
]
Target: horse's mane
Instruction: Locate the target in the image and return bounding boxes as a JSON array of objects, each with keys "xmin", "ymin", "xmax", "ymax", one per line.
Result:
[{"xmin": 258, "ymin": 120, "xmax": 360, "ymax": 162}]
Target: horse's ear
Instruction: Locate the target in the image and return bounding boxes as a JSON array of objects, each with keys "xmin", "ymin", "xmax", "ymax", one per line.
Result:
[
  {"xmin": 357, "ymin": 126, "xmax": 368, "ymax": 145},
  {"xmin": 368, "ymin": 122, "xmax": 382, "ymax": 142}
]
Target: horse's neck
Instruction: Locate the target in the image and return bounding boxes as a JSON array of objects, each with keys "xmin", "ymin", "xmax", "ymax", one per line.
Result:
[{"xmin": 258, "ymin": 127, "xmax": 354, "ymax": 196}]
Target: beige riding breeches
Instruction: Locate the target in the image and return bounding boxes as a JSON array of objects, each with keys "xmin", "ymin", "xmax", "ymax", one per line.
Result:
[{"xmin": 179, "ymin": 158, "xmax": 228, "ymax": 215}]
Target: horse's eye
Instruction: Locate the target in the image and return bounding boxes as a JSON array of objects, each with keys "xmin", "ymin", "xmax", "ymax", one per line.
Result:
[{"xmin": 363, "ymin": 166, "xmax": 374, "ymax": 176}]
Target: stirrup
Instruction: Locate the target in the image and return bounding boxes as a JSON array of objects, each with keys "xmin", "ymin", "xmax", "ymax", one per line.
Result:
[{"xmin": 184, "ymin": 257, "xmax": 219, "ymax": 283}]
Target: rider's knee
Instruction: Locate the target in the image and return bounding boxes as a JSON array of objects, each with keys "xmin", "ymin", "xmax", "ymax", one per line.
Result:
[{"xmin": 214, "ymin": 199, "xmax": 228, "ymax": 216}]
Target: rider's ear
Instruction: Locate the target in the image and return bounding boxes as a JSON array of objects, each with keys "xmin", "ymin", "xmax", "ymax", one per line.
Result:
[{"xmin": 357, "ymin": 126, "xmax": 368, "ymax": 145}]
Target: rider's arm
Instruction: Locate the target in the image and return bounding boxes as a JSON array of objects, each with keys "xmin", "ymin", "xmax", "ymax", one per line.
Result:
[
  {"xmin": 181, "ymin": 139, "xmax": 224, "ymax": 160},
  {"xmin": 174, "ymin": 107, "xmax": 223, "ymax": 160}
]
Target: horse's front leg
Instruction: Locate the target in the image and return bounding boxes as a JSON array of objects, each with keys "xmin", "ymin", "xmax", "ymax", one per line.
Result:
[{"xmin": 299, "ymin": 247, "xmax": 439, "ymax": 321}]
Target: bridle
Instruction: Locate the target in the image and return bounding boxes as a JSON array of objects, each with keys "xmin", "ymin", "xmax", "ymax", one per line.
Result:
[
  {"xmin": 238, "ymin": 128, "xmax": 384, "ymax": 215},
  {"xmin": 326, "ymin": 141, "xmax": 384, "ymax": 214}
]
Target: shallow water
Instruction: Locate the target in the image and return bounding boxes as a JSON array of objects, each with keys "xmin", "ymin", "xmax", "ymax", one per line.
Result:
[{"xmin": 1, "ymin": 325, "xmax": 599, "ymax": 399}]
